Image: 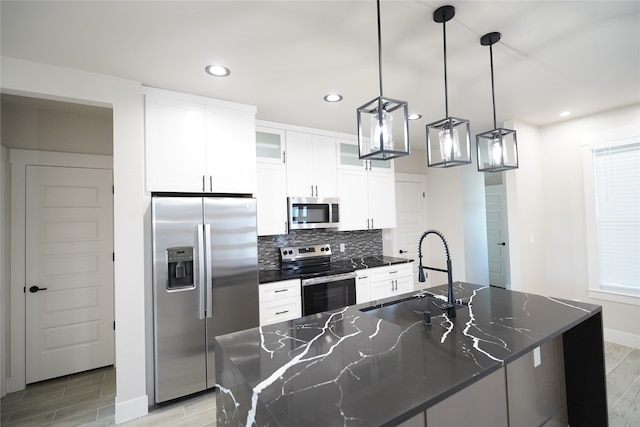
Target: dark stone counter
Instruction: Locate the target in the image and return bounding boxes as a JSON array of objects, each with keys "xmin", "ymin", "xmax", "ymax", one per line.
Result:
[
  {"xmin": 215, "ymin": 283, "xmax": 607, "ymax": 426},
  {"xmin": 258, "ymin": 255, "xmax": 413, "ymax": 284}
]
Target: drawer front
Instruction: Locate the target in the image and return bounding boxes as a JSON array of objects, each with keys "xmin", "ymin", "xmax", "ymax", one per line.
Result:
[
  {"xmin": 260, "ymin": 297, "xmax": 302, "ymax": 325},
  {"xmin": 259, "ymin": 278, "xmax": 301, "ymax": 303},
  {"xmin": 370, "ymin": 263, "xmax": 412, "ymax": 282}
]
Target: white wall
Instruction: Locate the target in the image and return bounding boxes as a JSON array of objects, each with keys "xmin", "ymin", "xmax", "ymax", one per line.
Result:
[
  {"xmin": 1, "ymin": 57, "xmax": 148, "ymax": 422},
  {"xmin": 504, "ymin": 120, "xmax": 547, "ymax": 295},
  {"xmin": 0, "ymin": 145, "xmax": 9, "ymax": 397},
  {"xmin": 538, "ymin": 104, "xmax": 640, "ymax": 346}
]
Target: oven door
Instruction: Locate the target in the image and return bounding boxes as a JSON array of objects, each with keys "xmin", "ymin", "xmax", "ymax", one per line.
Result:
[{"xmin": 301, "ymin": 272, "xmax": 356, "ymax": 316}]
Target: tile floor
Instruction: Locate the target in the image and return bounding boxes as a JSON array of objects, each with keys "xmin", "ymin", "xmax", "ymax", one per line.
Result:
[{"xmin": 1, "ymin": 342, "xmax": 638, "ymax": 426}]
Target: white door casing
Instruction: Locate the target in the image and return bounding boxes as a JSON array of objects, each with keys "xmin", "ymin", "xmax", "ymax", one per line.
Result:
[
  {"xmin": 25, "ymin": 165, "xmax": 114, "ymax": 383},
  {"xmin": 392, "ymin": 174, "xmax": 427, "ymax": 289},
  {"xmin": 485, "ymin": 183, "xmax": 511, "ymax": 288}
]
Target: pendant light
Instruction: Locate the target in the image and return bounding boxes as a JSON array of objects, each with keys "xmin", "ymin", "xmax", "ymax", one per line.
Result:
[
  {"xmin": 476, "ymin": 32, "xmax": 518, "ymax": 172},
  {"xmin": 426, "ymin": 5, "xmax": 471, "ymax": 168},
  {"xmin": 357, "ymin": 0, "xmax": 410, "ymax": 161}
]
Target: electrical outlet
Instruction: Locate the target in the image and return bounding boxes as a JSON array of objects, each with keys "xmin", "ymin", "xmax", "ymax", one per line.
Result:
[
  {"xmin": 533, "ymin": 346, "xmax": 541, "ymax": 367},
  {"xmin": 339, "ymin": 243, "xmax": 345, "ymax": 252}
]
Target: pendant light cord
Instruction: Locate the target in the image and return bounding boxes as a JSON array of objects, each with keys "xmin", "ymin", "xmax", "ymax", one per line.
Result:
[
  {"xmin": 442, "ymin": 19, "xmax": 449, "ymax": 118},
  {"xmin": 377, "ymin": 0, "xmax": 384, "ymax": 99},
  {"xmin": 490, "ymin": 43, "xmax": 497, "ymax": 129}
]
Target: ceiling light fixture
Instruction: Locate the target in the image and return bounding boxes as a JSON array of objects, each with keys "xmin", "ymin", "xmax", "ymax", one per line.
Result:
[
  {"xmin": 408, "ymin": 113, "xmax": 422, "ymax": 120},
  {"xmin": 426, "ymin": 5, "xmax": 471, "ymax": 168},
  {"xmin": 205, "ymin": 65, "xmax": 231, "ymax": 77},
  {"xmin": 356, "ymin": 0, "xmax": 410, "ymax": 161},
  {"xmin": 560, "ymin": 111, "xmax": 571, "ymax": 117},
  {"xmin": 476, "ymin": 32, "xmax": 518, "ymax": 172},
  {"xmin": 324, "ymin": 93, "xmax": 343, "ymax": 102}
]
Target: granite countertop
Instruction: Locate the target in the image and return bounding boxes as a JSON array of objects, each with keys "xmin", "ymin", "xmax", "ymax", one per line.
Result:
[
  {"xmin": 215, "ymin": 282, "xmax": 602, "ymax": 426},
  {"xmin": 259, "ymin": 255, "xmax": 414, "ymax": 284}
]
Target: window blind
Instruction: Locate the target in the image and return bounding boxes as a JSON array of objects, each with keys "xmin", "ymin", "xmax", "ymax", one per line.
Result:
[{"xmin": 593, "ymin": 142, "xmax": 640, "ymax": 294}]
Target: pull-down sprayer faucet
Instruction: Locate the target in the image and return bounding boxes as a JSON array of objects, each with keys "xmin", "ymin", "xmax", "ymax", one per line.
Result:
[{"xmin": 417, "ymin": 229, "xmax": 456, "ymax": 319}]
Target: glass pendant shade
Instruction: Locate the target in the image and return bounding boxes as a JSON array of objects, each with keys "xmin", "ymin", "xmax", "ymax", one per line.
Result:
[
  {"xmin": 426, "ymin": 117, "xmax": 471, "ymax": 167},
  {"xmin": 476, "ymin": 127, "xmax": 518, "ymax": 172},
  {"xmin": 358, "ymin": 96, "xmax": 409, "ymax": 160}
]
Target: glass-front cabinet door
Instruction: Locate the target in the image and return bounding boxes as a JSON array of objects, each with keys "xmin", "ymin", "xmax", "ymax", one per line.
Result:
[
  {"xmin": 256, "ymin": 127, "xmax": 285, "ymax": 164},
  {"xmin": 338, "ymin": 139, "xmax": 393, "ymax": 172}
]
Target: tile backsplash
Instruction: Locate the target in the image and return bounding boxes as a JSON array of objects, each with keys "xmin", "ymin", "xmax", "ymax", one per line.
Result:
[{"xmin": 258, "ymin": 229, "xmax": 383, "ymax": 270}]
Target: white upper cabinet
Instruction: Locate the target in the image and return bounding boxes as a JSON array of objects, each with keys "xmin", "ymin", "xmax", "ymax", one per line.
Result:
[
  {"xmin": 256, "ymin": 127, "xmax": 288, "ymax": 236},
  {"xmin": 285, "ymin": 131, "xmax": 337, "ymax": 198},
  {"xmin": 205, "ymin": 105, "xmax": 256, "ymax": 194},
  {"xmin": 145, "ymin": 94, "xmax": 206, "ymax": 193},
  {"xmin": 144, "ymin": 87, "xmax": 256, "ymax": 193},
  {"xmin": 337, "ymin": 139, "xmax": 396, "ymax": 230}
]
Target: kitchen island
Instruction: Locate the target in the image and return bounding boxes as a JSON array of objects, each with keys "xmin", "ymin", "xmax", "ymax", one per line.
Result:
[{"xmin": 214, "ymin": 282, "xmax": 607, "ymax": 426}]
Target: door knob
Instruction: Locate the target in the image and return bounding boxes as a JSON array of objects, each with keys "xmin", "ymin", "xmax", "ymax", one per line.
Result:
[
  {"xmin": 497, "ymin": 242, "xmax": 506, "ymax": 246},
  {"xmin": 29, "ymin": 285, "xmax": 48, "ymax": 293}
]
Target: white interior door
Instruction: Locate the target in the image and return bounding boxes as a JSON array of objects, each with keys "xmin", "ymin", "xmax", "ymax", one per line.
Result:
[
  {"xmin": 485, "ymin": 183, "xmax": 511, "ymax": 288},
  {"xmin": 25, "ymin": 165, "xmax": 114, "ymax": 383},
  {"xmin": 392, "ymin": 174, "xmax": 427, "ymax": 289}
]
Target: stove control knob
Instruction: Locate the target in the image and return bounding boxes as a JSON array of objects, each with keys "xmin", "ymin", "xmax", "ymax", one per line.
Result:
[{"xmin": 288, "ymin": 250, "xmax": 293, "ymax": 255}]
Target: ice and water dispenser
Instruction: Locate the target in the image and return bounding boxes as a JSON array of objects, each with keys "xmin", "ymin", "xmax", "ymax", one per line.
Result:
[{"xmin": 166, "ymin": 246, "xmax": 195, "ymax": 290}]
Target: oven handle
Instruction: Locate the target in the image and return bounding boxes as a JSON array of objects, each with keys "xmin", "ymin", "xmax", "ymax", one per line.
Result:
[{"xmin": 301, "ymin": 272, "xmax": 357, "ymax": 286}]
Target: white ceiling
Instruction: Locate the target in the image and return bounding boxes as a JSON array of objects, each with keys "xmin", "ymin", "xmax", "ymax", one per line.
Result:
[{"xmin": 1, "ymin": 0, "xmax": 639, "ymax": 149}]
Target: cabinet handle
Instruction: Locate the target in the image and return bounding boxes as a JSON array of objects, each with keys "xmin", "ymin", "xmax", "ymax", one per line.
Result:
[
  {"xmin": 285, "ymin": 221, "xmax": 289, "ymax": 234},
  {"xmin": 314, "ymin": 185, "xmax": 318, "ymax": 197},
  {"xmin": 367, "ymin": 218, "xmax": 370, "ymax": 229},
  {"xmin": 310, "ymin": 185, "xmax": 314, "ymax": 197},
  {"xmin": 275, "ymin": 310, "xmax": 289, "ymax": 315},
  {"xmin": 389, "ymin": 271, "xmax": 398, "ymax": 275},
  {"xmin": 202, "ymin": 175, "xmax": 206, "ymax": 192},
  {"xmin": 358, "ymin": 276, "xmax": 368, "ymax": 280},
  {"xmin": 282, "ymin": 151, "xmax": 286, "ymax": 164},
  {"xmin": 209, "ymin": 175, "xmax": 213, "ymax": 192},
  {"xmin": 274, "ymin": 289, "xmax": 287, "ymax": 293},
  {"xmin": 371, "ymin": 218, "xmax": 374, "ymax": 228}
]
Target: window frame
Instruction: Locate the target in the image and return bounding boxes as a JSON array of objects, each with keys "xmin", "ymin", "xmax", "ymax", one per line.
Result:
[{"xmin": 582, "ymin": 125, "xmax": 640, "ymax": 304}]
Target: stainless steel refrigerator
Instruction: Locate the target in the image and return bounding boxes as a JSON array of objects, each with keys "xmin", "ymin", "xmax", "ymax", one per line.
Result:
[{"xmin": 151, "ymin": 194, "xmax": 259, "ymax": 403}]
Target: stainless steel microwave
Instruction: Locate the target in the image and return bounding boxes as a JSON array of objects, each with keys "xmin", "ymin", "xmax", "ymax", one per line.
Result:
[{"xmin": 287, "ymin": 197, "xmax": 340, "ymax": 230}]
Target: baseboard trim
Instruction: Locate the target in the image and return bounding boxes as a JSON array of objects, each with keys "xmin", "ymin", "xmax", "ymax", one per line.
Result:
[
  {"xmin": 604, "ymin": 328, "xmax": 640, "ymax": 349},
  {"xmin": 115, "ymin": 394, "xmax": 149, "ymax": 424}
]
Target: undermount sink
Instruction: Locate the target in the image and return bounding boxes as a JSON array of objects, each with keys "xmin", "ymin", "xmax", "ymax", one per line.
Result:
[{"xmin": 361, "ymin": 293, "xmax": 468, "ymax": 327}]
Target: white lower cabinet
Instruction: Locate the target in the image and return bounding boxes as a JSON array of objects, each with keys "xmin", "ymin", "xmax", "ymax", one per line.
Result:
[
  {"xmin": 355, "ymin": 270, "xmax": 372, "ymax": 304},
  {"xmin": 259, "ymin": 279, "xmax": 301, "ymax": 326},
  {"xmin": 369, "ymin": 263, "xmax": 413, "ymax": 301}
]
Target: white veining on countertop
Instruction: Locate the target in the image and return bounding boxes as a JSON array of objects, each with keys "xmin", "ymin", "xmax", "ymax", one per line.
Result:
[
  {"xmin": 215, "ymin": 383, "xmax": 240, "ymax": 421},
  {"xmin": 246, "ymin": 307, "xmax": 359, "ymax": 426},
  {"xmin": 462, "ymin": 287, "xmax": 506, "ymax": 364},
  {"xmin": 545, "ymin": 296, "xmax": 591, "ymax": 313},
  {"xmin": 438, "ymin": 312, "xmax": 454, "ymax": 344}
]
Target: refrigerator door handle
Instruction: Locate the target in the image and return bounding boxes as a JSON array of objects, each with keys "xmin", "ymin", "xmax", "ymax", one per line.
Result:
[
  {"xmin": 197, "ymin": 224, "xmax": 206, "ymax": 320},
  {"xmin": 204, "ymin": 223, "xmax": 213, "ymax": 319}
]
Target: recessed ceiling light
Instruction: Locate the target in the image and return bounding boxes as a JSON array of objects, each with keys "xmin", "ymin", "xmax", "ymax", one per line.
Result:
[
  {"xmin": 408, "ymin": 113, "xmax": 422, "ymax": 120},
  {"xmin": 205, "ymin": 65, "xmax": 231, "ymax": 77},
  {"xmin": 560, "ymin": 111, "xmax": 571, "ymax": 117},
  {"xmin": 323, "ymin": 93, "xmax": 343, "ymax": 102}
]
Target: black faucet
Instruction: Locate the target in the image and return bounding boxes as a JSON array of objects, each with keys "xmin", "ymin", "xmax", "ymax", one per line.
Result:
[{"xmin": 417, "ymin": 229, "xmax": 456, "ymax": 319}]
